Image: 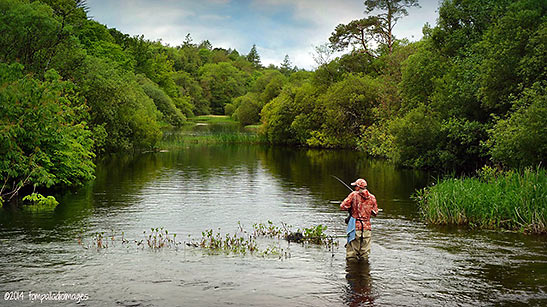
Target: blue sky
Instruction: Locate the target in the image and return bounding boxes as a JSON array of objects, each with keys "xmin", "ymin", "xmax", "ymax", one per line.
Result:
[{"xmin": 86, "ymin": 0, "xmax": 441, "ymax": 70}]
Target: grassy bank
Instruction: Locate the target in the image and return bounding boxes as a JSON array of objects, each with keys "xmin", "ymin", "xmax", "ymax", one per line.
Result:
[
  {"xmin": 161, "ymin": 132, "xmax": 265, "ymax": 146},
  {"xmin": 188, "ymin": 115, "xmax": 238, "ymax": 125},
  {"xmin": 414, "ymin": 167, "xmax": 547, "ymax": 234},
  {"xmin": 160, "ymin": 115, "xmax": 266, "ymax": 147}
]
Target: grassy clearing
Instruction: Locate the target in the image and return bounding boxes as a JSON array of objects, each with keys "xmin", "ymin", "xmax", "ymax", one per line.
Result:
[{"xmin": 414, "ymin": 166, "xmax": 547, "ymax": 234}]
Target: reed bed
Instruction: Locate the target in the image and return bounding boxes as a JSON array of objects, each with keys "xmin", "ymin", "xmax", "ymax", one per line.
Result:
[
  {"xmin": 414, "ymin": 167, "xmax": 547, "ymax": 234},
  {"xmin": 160, "ymin": 132, "xmax": 266, "ymax": 147}
]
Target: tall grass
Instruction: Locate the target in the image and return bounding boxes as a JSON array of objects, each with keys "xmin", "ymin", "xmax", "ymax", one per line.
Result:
[
  {"xmin": 188, "ymin": 115, "xmax": 238, "ymax": 125},
  {"xmin": 160, "ymin": 131, "xmax": 266, "ymax": 147},
  {"xmin": 414, "ymin": 166, "xmax": 547, "ymax": 234}
]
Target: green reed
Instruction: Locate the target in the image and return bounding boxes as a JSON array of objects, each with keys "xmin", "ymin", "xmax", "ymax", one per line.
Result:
[
  {"xmin": 159, "ymin": 132, "xmax": 266, "ymax": 147},
  {"xmin": 414, "ymin": 166, "xmax": 547, "ymax": 234}
]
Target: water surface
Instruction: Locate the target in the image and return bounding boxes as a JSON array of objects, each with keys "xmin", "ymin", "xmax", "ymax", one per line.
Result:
[{"xmin": 1, "ymin": 142, "xmax": 546, "ymax": 306}]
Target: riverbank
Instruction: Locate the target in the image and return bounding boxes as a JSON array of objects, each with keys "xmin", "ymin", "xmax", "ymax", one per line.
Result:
[
  {"xmin": 159, "ymin": 115, "xmax": 266, "ymax": 147},
  {"xmin": 415, "ymin": 167, "xmax": 546, "ymax": 234}
]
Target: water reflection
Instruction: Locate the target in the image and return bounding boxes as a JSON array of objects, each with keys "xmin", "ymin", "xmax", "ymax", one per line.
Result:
[
  {"xmin": 0, "ymin": 128, "xmax": 546, "ymax": 306},
  {"xmin": 345, "ymin": 260, "xmax": 374, "ymax": 306}
]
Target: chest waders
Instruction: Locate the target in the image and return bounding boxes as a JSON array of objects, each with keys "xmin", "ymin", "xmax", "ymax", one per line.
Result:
[{"xmin": 352, "ymin": 193, "xmax": 367, "ymax": 242}]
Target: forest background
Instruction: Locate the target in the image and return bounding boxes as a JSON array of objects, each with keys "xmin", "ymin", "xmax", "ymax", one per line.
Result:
[{"xmin": 0, "ymin": 0, "xmax": 545, "ymax": 204}]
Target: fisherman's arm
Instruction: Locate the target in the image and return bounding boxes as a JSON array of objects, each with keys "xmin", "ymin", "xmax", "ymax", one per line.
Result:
[
  {"xmin": 371, "ymin": 196, "xmax": 378, "ymax": 216},
  {"xmin": 340, "ymin": 193, "xmax": 354, "ymax": 211}
]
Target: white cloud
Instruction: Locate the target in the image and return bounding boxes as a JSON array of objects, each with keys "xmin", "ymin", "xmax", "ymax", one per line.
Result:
[{"xmin": 87, "ymin": 0, "xmax": 441, "ymax": 70}]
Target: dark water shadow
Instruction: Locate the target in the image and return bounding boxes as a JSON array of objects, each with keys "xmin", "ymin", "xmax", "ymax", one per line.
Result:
[{"xmin": 345, "ymin": 260, "xmax": 374, "ymax": 306}]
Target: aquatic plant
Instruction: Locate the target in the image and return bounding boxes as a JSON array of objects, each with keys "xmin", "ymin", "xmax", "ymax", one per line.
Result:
[
  {"xmin": 415, "ymin": 166, "xmax": 547, "ymax": 234},
  {"xmin": 197, "ymin": 228, "xmax": 258, "ymax": 255},
  {"xmin": 77, "ymin": 222, "xmax": 339, "ymax": 258},
  {"xmin": 252, "ymin": 220, "xmax": 288, "ymax": 238},
  {"xmin": 79, "ymin": 228, "xmax": 181, "ymax": 250},
  {"xmin": 22, "ymin": 193, "xmax": 59, "ymax": 206},
  {"xmin": 91, "ymin": 232, "xmax": 108, "ymax": 249},
  {"xmin": 138, "ymin": 227, "xmax": 181, "ymax": 250}
]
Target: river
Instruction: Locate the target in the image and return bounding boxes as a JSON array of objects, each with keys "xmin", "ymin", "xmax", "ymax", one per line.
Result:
[{"xmin": 1, "ymin": 130, "xmax": 546, "ymax": 306}]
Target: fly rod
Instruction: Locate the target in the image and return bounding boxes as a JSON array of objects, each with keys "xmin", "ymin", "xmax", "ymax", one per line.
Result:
[{"xmin": 330, "ymin": 175, "xmax": 353, "ymax": 192}]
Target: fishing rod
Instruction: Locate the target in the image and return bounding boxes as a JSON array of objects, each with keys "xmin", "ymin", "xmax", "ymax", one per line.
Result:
[{"xmin": 330, "ymin": 175, "xmax": 353, "ymax": 192}]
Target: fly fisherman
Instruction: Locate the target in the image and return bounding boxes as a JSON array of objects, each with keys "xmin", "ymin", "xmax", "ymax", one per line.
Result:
[{"xmin": 340, "ymin": 178, "xmax": 378, "ymax": 262}]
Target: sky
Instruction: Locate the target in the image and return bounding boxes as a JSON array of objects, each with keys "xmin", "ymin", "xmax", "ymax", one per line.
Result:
[{"xmin": 86, "ymin": 0, "xmax": 442, "ymax": 70}]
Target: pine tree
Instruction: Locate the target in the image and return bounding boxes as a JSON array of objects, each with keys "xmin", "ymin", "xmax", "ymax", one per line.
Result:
[{"xmin": 246, "ymin": 44, "xmax": 261, "ymax": 68}]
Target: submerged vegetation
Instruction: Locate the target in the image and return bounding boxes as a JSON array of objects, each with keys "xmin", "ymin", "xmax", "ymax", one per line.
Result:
[
  {"xmin": 78, "ymin": 222, "xmax": 339, "ymax": 258},
  {"xmin": 415, "ymin": 167, "xmax": 547, "ymax": 234}
]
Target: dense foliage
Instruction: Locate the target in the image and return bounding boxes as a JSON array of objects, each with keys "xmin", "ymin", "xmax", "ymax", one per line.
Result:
[
  {"xmin": 261, "ymin": 0, "xmax": 546, "ymax": 172},
  {"xmin": 0, "ymin": 0, "xmax": 276, "ymax": 201},
  {"xmin": 0, "ymin": 63, "xmax": 95, "ymax": 201},
  {"xmin": 1, "ymin": 0, "xmax": 545, "ymax": 203}
]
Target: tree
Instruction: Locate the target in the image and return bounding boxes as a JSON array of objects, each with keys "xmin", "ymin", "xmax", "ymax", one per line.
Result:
[
  {"xmin": 364, "ymin": 0, "xmax": 420, "ymax": 54},
  {"xmin": 329, "ymin": 18, "xmax": 379, "ymax": 57},
  {"xmin": 0, "ymin": 63, "xmax": 95, "ymax": 201},
  {"xmin": 329, "ymin": 0, "xmax": 419, "ymax": 56},
  {"xmin": 246, "ymin": 44, "xmax": 261, "ymax": 68},
  {"xmin": 0, "ymin": 0, "xmax": 65, "ymax": 73},
  {"xmin": 233, "ymin": 94, "xmax": 262, "ymax": 126},
  {"xmin": 137, "ymin": 74, "xmax": 186, "ymax": 127},
  {"xmin": 75, "ymin": 56, "xmax": 162, "ymax": 152},
  {"xmin": 199, "ymin": 62, "xmax": 249, "ymax": 114},
  {"xmin": 182, "ymin": 33, "xmax": 194, "ymax": 47},
  {"xmin": 487, "ymin": 83, "xmax": 547, "ymax": 168},
  {"xmin": 280, "ymin": 55, "xmax": 293, "ymax": 76}
]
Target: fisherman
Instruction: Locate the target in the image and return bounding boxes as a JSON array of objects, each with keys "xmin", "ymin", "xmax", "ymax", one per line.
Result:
[{"xmin": 340, "ymin": 178, "xmax": 378, "ymax": 262}]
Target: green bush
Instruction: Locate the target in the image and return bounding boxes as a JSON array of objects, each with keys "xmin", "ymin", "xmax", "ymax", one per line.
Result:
[
  {"xmin": 173, "ymin": 96, "xmax": 195, "ymax": 118},
  {"xmin": 75, "ymin": 57, "xmax": 162, "ymax": 151},
  {"xmin": 0, "ymin": 63, "xmax": 95, "ymax": 199},
  {"xmin": 137, "ymin": 74, "xmax": 186, "ymax": 127},
  {"xmin": 389, "ymin": 105, "xmax": 442, "ymax": 168},
  {"xmin": 487, "ymin": 83, "xmax": 547, "ymax": 168},
  {"xmin": 233, "ymin": 93, "xmax": 261, "ymax": 126}
]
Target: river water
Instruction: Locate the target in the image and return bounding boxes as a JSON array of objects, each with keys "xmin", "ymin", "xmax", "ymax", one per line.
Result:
[{"xmin": 1, "ymin": 133, "xmax": 546, "ymax": 306}]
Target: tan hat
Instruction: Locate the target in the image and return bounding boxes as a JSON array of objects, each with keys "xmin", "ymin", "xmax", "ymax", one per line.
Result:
[{"xmin": 351, "ymin": 178, "xmax": 367, "ymax": 189}]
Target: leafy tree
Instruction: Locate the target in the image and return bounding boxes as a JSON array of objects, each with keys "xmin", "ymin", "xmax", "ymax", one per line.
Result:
[
  {"xmin": 171, "ymin": 71, "xmax": 210, "ymax": 115},
  {"xmin": 0, "ymin": 0, "xmax": 67, "ymax": 73},
  {"xmin": 430, "ymin": 0, "xmax": 511, "ymax": 57},
  {"xmin": 0, "ymin": 63, "xmax": 95, "ymax": 201},
  {"xmin": 364, "ymin": 0, "xmax": 420, "ymax": 54},
  {"xmin": 74, "ymin": 56, "xmax": 162, "ymax": 151},
  {"xmin": 233, "ymin": 93, "xmax": 262, "ymax": 126},
  {"xmin": 389, "ymin": 105, "xmax": 442, "ymax": 168},
  {"xmin": 199, "ymin": 62, "xmax": 249, "ymax": 114},
  {"xmin": 330, "ymin": 0, "xmax": 419, "ymax": 56},
  {"xmin": 137, "ymin": 74, "xmax": 186, "ymax": 127},
  {"xmin": 329, "ymin": 18, "xmax": 379, "ymax": 57},
  {"xmin": 260, "ymin": 88, "xmax": 300, "ymax": 144},
  {"xmin": 308, "ymin": 74, "xmax": 380, "ymax": 148},
  {"xmin": 399, "ymin": 41, "xmax": 446, "ymax": 109},
  {"xmin": 477, "ymin": 0, "xmax": 546, "ymax": 113},
  {"xmin": 487, "ymin": 83, "xmax": 547, "ymax": 168}
]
